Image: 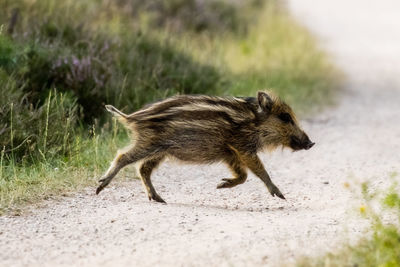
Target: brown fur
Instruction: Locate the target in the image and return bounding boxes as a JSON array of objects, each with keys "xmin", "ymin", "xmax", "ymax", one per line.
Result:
[{"xmin": 96, "ymin": 91, "xmax": 314, "ymax": 203}]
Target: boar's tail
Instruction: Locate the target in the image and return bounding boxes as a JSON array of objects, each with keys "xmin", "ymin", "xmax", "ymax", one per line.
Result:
[{"xmin": 105, "ymin": 105, "xmax": 128, "ymax": 119}]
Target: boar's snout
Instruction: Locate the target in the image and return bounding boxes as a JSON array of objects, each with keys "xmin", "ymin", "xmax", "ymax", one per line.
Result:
[
  {"xmin": 304, "ymin": 140, "xmax": 315, "ymax": 150},
  {"xmin": 290, "ymin": 133, "xmax": 314, "ymax": 151}
]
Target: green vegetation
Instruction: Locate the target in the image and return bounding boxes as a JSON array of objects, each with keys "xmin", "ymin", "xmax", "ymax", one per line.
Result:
[
  {"xmin": 298, "ymin": 173, "xmax": 400, "ymax": 267},
  {"xmin": 0, "ymin": 0, "xmax": 338, "ymax": 214}
]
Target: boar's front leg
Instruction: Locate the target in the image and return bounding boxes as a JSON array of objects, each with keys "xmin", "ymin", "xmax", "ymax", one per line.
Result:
[
  {"xmin": 139, "ymin": 156, "xmax": 166, "ymax": 203},
  {"xmin": 217, "ymin": 147, "xmax": 248, "ymax": 189},
  {"xmin": 241, "ymin": 153, "xmax": 285, "ymax": 200}
]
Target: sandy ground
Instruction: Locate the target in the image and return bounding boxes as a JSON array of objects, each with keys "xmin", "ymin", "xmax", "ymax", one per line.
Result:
[{"xmin": 1, "ymin": 0, "xmax": 400, "ymax": 266}]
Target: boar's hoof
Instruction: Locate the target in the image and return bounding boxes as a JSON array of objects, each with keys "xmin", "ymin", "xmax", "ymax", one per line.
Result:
[
  {"xmin": 149, "ymin": 194, "xmax": 166, "ymax": 204},
  {"xmin": 95, "ymin": 182, "xmax": 107, "ymax": 195},
  {"xmin": 216, "ymin": 178, "xmax": 244, "ymax": 189},
  {"xmin": 96, "ymin": 177, "xmax": 111, "ymax": 195},
  {"xmin": 269, "ymin": 184, "xmax": 286, "ymax": 200},
  {"xmin": 96, "ymin": 185, "xmax": 104, "ymax": 195}
]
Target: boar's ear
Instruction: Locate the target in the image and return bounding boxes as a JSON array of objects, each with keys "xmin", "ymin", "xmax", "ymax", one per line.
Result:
[{"xmin": 257, "ymin": 91, "xmax": 273, "ymax": 113}]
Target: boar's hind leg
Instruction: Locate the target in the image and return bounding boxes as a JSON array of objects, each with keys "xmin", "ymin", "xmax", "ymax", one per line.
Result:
[
  {"xmin": 96, "ymin": 145, "xmax": 151, "ymax": 195},
  {"xmin": 217, "ymin": 149, "xmax": 247, "ymax": 189},
  {"xmin": 242, "ymin": 153, "xmax": 285, "ymax": 200},
  {"xmin": 139, "ymin": 156, "xmax": 166, "ymax": 203}
]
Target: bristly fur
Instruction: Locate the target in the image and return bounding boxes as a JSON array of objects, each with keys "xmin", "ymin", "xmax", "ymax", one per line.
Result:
[{"xmin": 96, "ymin": 91, "xmax": 314, "ymax": 203}]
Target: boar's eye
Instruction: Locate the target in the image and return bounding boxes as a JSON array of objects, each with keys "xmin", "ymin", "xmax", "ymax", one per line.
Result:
[{"xmin": 278, "ymin": 112, "xmax": 293, "ymax": 124}]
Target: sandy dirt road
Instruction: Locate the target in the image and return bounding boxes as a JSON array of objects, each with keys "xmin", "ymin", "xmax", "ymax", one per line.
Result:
[{"xmin": 1, "ymin": 1, "xmax": 400, "ymax": 266}]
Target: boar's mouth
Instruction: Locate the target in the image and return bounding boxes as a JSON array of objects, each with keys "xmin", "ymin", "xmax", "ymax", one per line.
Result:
[{"xmin": 290, "ymin": 136, "xmax": 315, "ymax": 151}]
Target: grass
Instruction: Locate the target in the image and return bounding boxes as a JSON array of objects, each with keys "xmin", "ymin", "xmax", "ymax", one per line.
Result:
[
  {"xmin": 224, "ymin": 4, "xmax": 338, "ymax": 114},
  {"xmin": 298, "ymin": 172, "xmax": 400, "ymax": 267},
  {"xmin": 0, "ymin": 0, "xmax": 339, "ymax": 214},
  {"xmin": 0, "ymin": 119, "xmax": 129, "ymax": 215}
]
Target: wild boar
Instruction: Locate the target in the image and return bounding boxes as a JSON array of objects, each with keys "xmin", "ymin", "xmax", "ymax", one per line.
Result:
[{"xmin": 96, "ymin": 91, "xmax": 314, "ymax": 203}]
